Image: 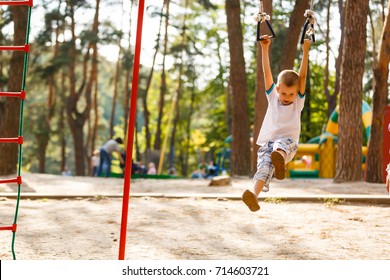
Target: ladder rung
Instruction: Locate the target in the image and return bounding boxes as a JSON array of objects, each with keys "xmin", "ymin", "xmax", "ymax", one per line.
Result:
[
  {"xmin": 0, "ymin": 176, "xmax": 22, "ymax": 185},
  {"xmin": 0, "ymin": 44, "xmax": 30, "ymax": 52},
  {"xmin": 0, "ymin": 136, "xmax": 23, "ymax": 144},
  {"xmin": 0, "ymin": 224, "xmax": 17, "ymax": 232},
  {"xmin": 0, "ymin": 91, "xmax": 26, "ymax": 99},
  {"xmin": 0, "ymin": 0, "xmax": 32, "ymax": 6}
]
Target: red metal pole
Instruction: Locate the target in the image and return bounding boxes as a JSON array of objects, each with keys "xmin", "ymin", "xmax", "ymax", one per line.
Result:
[
  {"xmin": 0, "ymin": 0, "xmax": 33, "ymax": 6},
  {"xmin": 0, "ymin": 45, "xmax": 30, "ymax": 52},
  {"xmin": 118, "ymin": 0, "xmax": 145, "ymax": 260}
]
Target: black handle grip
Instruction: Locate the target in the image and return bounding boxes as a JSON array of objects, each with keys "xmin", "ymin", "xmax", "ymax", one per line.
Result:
[
  {"xmin": 257, "ymin": 20, "xmax": 276, "ymax": 41},
  {"xmin": 300, "ymin": 20, "xmax": 315, "ymax": 44}
]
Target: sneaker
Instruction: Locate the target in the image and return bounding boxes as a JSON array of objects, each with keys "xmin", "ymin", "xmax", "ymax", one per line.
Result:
[
  {"xmin": 242, "ymin": 190, "xmax": 260, "ymax": 212},
  {"xmin": 271, "ymin": 150, "xmax": 286, "ymax": 180}
]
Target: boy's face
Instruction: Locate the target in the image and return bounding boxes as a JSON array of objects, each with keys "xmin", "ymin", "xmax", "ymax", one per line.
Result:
[{"xmin": 276, "ymin": 83, "xmax": 299, "ymax": 105}]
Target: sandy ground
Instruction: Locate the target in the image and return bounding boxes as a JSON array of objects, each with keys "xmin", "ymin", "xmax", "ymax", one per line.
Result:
[{"xmin": 1, "ymin": 173, "xmax": 389, "ymax": 260}]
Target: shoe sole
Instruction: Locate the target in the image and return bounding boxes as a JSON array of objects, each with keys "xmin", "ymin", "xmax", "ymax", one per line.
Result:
[
  {"xmin": 242, "ymin": 190, "xmax": 260, "ymax": 212},
  {"xmin": 271, "ymin": 151, "xmax": 286, "ymax": 180}
]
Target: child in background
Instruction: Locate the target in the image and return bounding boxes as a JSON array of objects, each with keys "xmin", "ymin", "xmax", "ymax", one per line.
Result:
[{"xmin": 147, "ymin": 162, "xmax": 157, "ymax": 175}]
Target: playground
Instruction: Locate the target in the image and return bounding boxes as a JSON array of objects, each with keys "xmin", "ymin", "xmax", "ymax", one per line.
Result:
[
  {"xmin": 1, "ymin": 0, "xmax": 390, "ymax": 264},
  {"xmin": 1, "ymin": 173, "xmax": 389, "ymax": 260}
]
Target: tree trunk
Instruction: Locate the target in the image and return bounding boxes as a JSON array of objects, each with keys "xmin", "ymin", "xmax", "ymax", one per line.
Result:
[
  {"xmin": 109, "ymin": 40, "xmax": 122, "ymax": 139},
  {"xmin": 368, "ymin": 8, "xmax": 377, "ymax": 66},
  {"xmin": 60, "ymin": 73, "xmax": 67, "ymax": 173},
  {"xmin": 90, "ymin": 68, "xmax": 99, "ymax": 163},
  {"xmin": 123, "ymin": 63, "xmax": 131, "ymax": 138},
  {"xmin": 169, "ymin": 0, "xmax": 188, "ymax": 171},
  {"xmin": 252, "ymin": 1, "xmax": 272, "ymax": 175},
  {"xmin": 123, "ymin": 0, "xmax": 134, "ymax": 136},
  {"xmin": 225, "ymin": 79, "xmax": 233, "ymax": 136},
  {"xmin": 66, "ymin": 0, "xmax": 99, "ymax": 176},
  {"xmin": 154, "ymin": 0, "xmax": 170, "ymax": 150},
  {"xmin": 0, "ymin": 6, "xmax": 27, "ymax": 175},
  {"xmin": 366, "ymin": 1, "xmax": 390, "ymax": 183},
  {"xmin": 328, "ymin": 0, "xmax": 345, "ymax": 117},
  {"xmin": 334, "ymin": 0, "xmax": 369, "ymax": 183},
  {"xmin": 324, "ymin": 0, "xmax": 331, "ymax": 117},
  {"xmin": 182, "ymin": 77, "xmax": 196, "ymax": 177},
  {"xmin": 143, "ymin": 4, "xmax": 164, "ymax": 151},
  {"xmin": 85, "ymin": 41, "xmax": 99, "ymax": 174},
  {"xmin": 37, "ymin": 6, "xmax": 62, "ymax": 173},
  {"xmin": 225, "ymin": 0, "xmax": 250, "ymax": 176},
  {"xmin": 0, "ymin": 9, "xmax": 4, "ymax": 91},
  {"xmin": 279, "ymin": 0, "xmax": 309, "ymax": 71},
  {"xmin": 66, "ymin": 2, "xmax": 82, "ymax": 175},
  {"xmin": 87, "ymin": 0, "xmax": 99, "ymax": 168}
]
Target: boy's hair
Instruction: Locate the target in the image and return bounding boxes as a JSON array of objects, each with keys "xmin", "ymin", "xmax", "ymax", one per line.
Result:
[
  {"xmin": 115, "ymin": 137, "xmax": 123, "ymax": 144},
  {"xmin": 277, "ymin": 70, "xmax": 300, "ymax": 88}
]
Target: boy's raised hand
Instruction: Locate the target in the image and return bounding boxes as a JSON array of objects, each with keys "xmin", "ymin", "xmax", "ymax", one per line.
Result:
[{"xmin": 259, "ymin": 35, "xmax": 271, "ymax": 47}]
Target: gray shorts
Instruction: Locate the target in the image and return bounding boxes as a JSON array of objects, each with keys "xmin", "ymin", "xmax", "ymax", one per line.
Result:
[{"xmin": 253, "ymin": 138, "xmax": 298, "ymax": 192}]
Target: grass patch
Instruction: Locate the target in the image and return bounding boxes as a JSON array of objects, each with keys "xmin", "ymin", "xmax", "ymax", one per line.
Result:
[
  {"xmin": 264, "ymin": 197, "xmax": 286, "ymax": 204},
  {"xmin": 322, "ymin": 197, "xmax": 345, "ymax": 207}
]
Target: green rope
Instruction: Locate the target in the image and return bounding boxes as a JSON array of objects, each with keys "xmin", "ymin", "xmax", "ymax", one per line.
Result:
[{"xmin": 11, "ymin": 5, "xmax": 32, "ymax": 260}]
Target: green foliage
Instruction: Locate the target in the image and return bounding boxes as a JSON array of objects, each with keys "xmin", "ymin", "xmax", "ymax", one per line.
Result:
[
  {"xmin": 79, "ymin": 30, "xmax": 99, "ymax": 46},
  {"xmin": 322, "ymin": 197, "xmax": 345, "ymax": 207},
  {"xmin": 300, "ymin": 63, "xmax": 332, "ymax": 142},
  {"xmin": 5, "ymin": 0, "xmax": 385, "ymax": 177}
]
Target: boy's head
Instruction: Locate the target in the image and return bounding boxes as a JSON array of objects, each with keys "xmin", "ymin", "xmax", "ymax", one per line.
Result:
[{"xmin": 276, "ymin": 70, "xmax": 300, "ymax": 105}]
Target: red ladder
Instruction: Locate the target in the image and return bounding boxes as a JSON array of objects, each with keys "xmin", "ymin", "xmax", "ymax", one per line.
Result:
[{"xmin": 0, "ymin": 0, "xmax": 33, "ymax": 260}]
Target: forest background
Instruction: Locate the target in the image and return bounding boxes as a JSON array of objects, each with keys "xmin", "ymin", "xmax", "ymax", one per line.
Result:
[{"xmin": 0, "ymin": 0, "xmax": 389, "ymax": 182}]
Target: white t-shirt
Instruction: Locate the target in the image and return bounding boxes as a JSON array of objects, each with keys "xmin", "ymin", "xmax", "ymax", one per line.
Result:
[
  {"xmin": 256, "ymin": 84, "xmax": 305, "ymax": 146},
  {"xmin": 102, "ymin": 139, "xmax": 121, "ymax": 154}
]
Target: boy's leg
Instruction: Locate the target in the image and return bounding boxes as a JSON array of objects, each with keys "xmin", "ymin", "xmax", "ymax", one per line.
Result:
[
  {"xmin": 271, "ymin": 150, "xmax": 286, "ymax": 180},
  {"xmin": 242, "ymin": 180, "xmax": 267, "ymax": 212},
  {"xmin": 271, "ymin": 138, "xmax": 298, "ymax": 180},
  {"xmin": 253, "ymin": 179, "xmax": 266, "ymax": 196},
  {"xmin": 242, "ymin": 144, "xmax": 273, "ymax": 212}
]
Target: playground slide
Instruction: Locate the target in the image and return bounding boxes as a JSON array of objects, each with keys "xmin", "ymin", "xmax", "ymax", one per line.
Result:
[{"xmin": 289, "ymin": 101, "xmax": 372, "ymax": 179}]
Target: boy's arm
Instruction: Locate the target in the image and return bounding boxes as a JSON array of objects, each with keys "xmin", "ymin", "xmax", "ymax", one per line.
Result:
[
  {"xmin": 298, "ymin": 39, "xmax": 311, "ymax": 95},
  {"xmin": 260, "ymin": 36, "xmax": 274, "ymax": 91}
]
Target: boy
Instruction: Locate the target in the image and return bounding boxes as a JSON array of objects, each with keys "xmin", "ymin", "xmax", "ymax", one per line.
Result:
[{"xmin": 242, "ymin": 36, "xmax": 311, "ymax": 212}]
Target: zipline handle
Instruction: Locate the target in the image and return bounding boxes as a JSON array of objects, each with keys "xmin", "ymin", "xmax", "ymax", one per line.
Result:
[
  {"xmin": 300, "ymin": 2, "xmax": 316, "ymax": 44},
  {"xmin": 257, "ymin": 20, "xmax": 276, "ymax": 41},
  {"xmin": 255, "ymin": 0, "xmax": 276, "ymax": 41},
  {"xmin": 300, "ymin": 19, "xmax": 315, "ymax": 44}
]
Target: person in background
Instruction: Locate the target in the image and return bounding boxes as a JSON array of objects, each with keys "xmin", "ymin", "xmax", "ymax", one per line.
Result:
[
  {"xmin": 168, "ymin": 166, "xmax": 177, "ymax": 176},
  {"xmin": 147, "ymin": 162, "xmax": 157, "ymax": 175},
  {"xmin": 97, "ymin": 137, "xmax": 124, "ymax": 177},
  {"xmin": 198, "ymin": 160, "xmax": 207, "ymax": 173},
  {"xmin": 191, "ymin": 168, "xmax": 206, "ymax": 179},
  {"xmin": 207, "ymin": 161, "xmax": 217, "ymax": 178},
  {"xmin": 61, "ymin": 166, "xmax": 72, "ymax": 176},
  {"xmin": 137, "ymin": 161, "xmax": 147, "ymax": 174},
  {"xmin": 91, "ymin": 149, "xmax": 100, "ymax": 177}
]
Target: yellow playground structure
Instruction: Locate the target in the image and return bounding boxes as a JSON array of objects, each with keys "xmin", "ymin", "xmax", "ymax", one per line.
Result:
[{"xmin": 287, "ymin": 101, "xmax": 372, "ymax": 178}]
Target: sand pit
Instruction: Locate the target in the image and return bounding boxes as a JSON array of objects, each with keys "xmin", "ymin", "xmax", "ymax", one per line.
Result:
[{"xmin": 1, "ymin": 174, "xmax": 389, "ymax": 260}]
